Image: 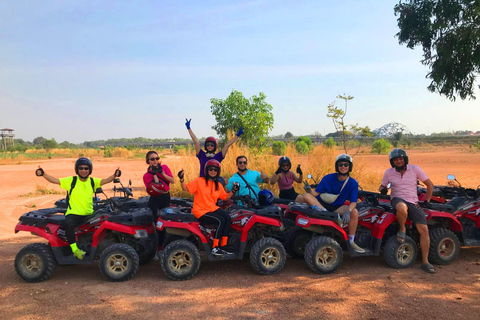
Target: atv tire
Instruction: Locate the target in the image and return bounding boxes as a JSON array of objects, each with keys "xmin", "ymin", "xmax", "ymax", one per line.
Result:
[
  {"xmin": 384, "ymin": 235, "xmax": 417, "ymax": 269},
  {"xmin": 428, "ymin": 228, "xmax": 460, "ymax": 265},
  {"xmin": 283, "ymin": 227, "xmax": 311, "ymax": 259},
  {"xmin": 15, "ymin": 243, "xmax": 57, "ymax": 282},
  {"xmin": 99, "ymin": 243, "xmax": 139, "ymax": 282},
  {"xmin": 160, "ymin": 240, "xmax": 201, "ymax": 281},
  {"xmin": 250, "ymin": 237, "xmax": 286, "ymax": 275},
  {"xmin": 304, "ymin": 236, "xmax": 343, "ymax": 274}
]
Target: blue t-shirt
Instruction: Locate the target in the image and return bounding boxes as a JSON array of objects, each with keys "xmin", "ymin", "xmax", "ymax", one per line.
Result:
[
  {"xmin": 315, "ymin": 173, "xmax": 358, "ymax": 206},
  {"xmin": 226, "ymin": 170, "xmax": 263, "ymax": 199},
  {"xmin": 196, "ymin": 150, "xmax": 224, "ymax": 177}
]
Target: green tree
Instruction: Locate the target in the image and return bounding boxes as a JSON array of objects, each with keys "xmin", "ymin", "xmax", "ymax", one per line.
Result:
[
  {"xmin": 323, "ymin": 137, "xmax": 336, "ymax": 149},
  {"xmin": 210, "ymin": 90, "xmax": 274, "ymax": 150},
  {"xmin": 394, "ymin": 0, "xmax": 480, "ymax": 100},
  {"xmin": 284, "ymin": 131, "xmax": 294, "ymax": 139},
  {"xmin": 296, "ymin": 136, "xmax": 313, "ymax": 151},
  {"xmin": 272, "ymin": 141, "xmax": 287, "ymax": 155},
  {"xmin": 43, "ymin": 138, "xmax": 58, "ymax": 151},
  {"xmin": 372, "ymin": 138, "xmax": 392, "ymax": 155},
  {"xmin": 33, "ymin": 136, "xmax": 46, "ymax": 146},
  {"xmin": 295, "ymin": 141, "xmax": 309, "ymax": 154}
]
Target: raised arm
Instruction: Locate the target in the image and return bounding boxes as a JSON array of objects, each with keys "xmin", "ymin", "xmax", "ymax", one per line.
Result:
[
  {"xmin": 185, "ymin": 118, "xmax": 201, "ymax": 155},
  {"xmin": 221, "ymin": 127, "xmax": 243, "ymax": 157},
  {"xmin": 178, "ymin": 169, "xmax": 188, "ymax": 191},
  {"xmin": 100, "ymin": 167, "xmax": 121, "ymax": 186},
  {"xmin": 293, "ymin": 164, "xmax": 303, "ymax": 183},
  {"xmin": 36, "ymin": 166, "xmax": 60, "ymax": 185}
]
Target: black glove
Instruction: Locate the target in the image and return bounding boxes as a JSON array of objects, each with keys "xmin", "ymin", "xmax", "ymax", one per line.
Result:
[
  {"xmin": 35, "ymin": 168, "xmax": 44, "ymax": 177},
  {"xmin": 114, "ymin": 169, "xmax": 121, "ymax": 177},
  {"xmin": 177, "ymin": 169, "xmax": 184, "ymax": 180},
  {"xmin": 418, "ymin": 200, "xmax": 430, "ymax": 208},
  {"xmin": 380, "ymin": 188, "xmax": 388, "ymax": 195},
  {"xmin": 232, "ymin": 182, "xmax": 240, "ymax": 193},
  {"xmin": 151, "ymin": 166, "xmax": 158, "ymax": 175},
  {"xmin": 296, "ymin": 164, "xmax": 303, "ymax": 175},
  {"xmin": 156, "ymin": 165, "xmax": 163, "ymax": 174},
  {"xmin": 275, "ymin": 167, "xmax": 282, "ymax": 175}
]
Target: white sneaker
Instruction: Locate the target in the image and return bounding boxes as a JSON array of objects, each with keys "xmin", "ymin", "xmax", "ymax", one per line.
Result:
[
  {"xmin": 350, "ymin": 242, "xmax": 365, "ymax": 253},
  {"xmin": 220, "ymin": 247, "xmax": 235, "ymax": 255},
  {"xmin": 211, "ymin": 247, "xmax": 224, "ymax": 256}
]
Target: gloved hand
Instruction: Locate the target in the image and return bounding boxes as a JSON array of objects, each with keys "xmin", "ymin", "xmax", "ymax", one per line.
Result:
[
  {"xmin": 156, "ymin": 165, "xmax": 163, "ymax": 174},
  {"xmin": 380, "ymin": 187, "xmax": 388, "ymax": 195},
  {"xmin": 342, "ymin": 209, "xmax": 351, "ymax": 225},
  {"xmin": 114, "ymin": 168, "xmax": 122, "ymax": 177},
  {"xmin": 232, "ymin": 182, "xmax": 240, "ymax": 193},
  {"xmin": 296, "ymin": 164, "xmax": 303, "ymax": 175},
  {"xmin": 185, "ymin": 118, "xmax": 191, "ymax": 130},
  {"xmin": 303, "ymin": 181, "xmax": 312, "ymax": 193},
  {"xmin": 275, "ymin": 167, "xmax": 282, "ymax": 175},
  {"xmin": 177, "ymin": 169, "xmax": 185, "ymax": 180},
  {"xmin": 236, "ymin": 126, "xmax": 244, "ymax": 137},
  {"xmin": 36, "ymin": 167, "xmax": 45, "ymax": 177},
  {"xmin": 418, "ymin": 200, "xmax": 430, "ymax": 208},
  {"xmin": 151, "ymin": 165, "xmax": 158, "ymax": 175}
]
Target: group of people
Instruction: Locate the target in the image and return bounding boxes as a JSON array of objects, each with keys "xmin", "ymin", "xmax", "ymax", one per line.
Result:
[{"xmin": 35, "ymin": 118, "xmax": 436, "ymax": 273}]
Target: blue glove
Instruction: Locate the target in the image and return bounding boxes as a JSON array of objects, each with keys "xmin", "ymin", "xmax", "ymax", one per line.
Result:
[
  {"xmin": 185, "ymin": 118, "xmax": 191, "ymax": 130},
  {"xmin": 236, "ymin": 127, "xmax": 244, "ymax": 137}
]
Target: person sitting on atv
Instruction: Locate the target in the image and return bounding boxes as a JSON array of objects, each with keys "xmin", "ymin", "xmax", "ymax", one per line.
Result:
[
  {"xmin": 302, "ymin": 154, "xmax": 365, "ymax": 253},
  {"xmin": 185, "ymin": 118, "xmax": 243, "ymax": 182},
  {"xmin": 143, "ymin": 150, "xmax": 174, "ymax": 222},
  {"xmin": 225, "ymin": 155, "xmax": 270, "ymax": 202},
  {"xmin": 269, "ymin": 156, "xmax": 304, "ymax": 202},
  {"xmin": 177, "ymin": 159, "xmax": 240, "ymax": 256},
  {"xmin": 35, "ymin": 157, "xmax": 121, "ymax": 260},
  {"xmin": 379, "ymin": 148, "xmax": 436, "ymax": 274}
]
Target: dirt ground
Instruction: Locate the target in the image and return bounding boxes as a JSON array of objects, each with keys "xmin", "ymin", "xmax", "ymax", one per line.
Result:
[{"xmin": 1, "ymin": 147, "xmax": 480, "ymax": 320}]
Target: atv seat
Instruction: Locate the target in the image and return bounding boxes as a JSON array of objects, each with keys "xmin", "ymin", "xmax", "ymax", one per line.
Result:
[
  {"xmin": 288, "ymin": 203, "xmax": 338, "ymax": 221},
  {"xmin": 428, "ymin": 196, "xmax": 469, "ymax": 213},
  {"xmin": 249, "ymin": 205, "xmax": 283, "ymax": 219}
]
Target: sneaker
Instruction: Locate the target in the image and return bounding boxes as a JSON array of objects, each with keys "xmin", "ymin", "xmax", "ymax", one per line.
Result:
[
  {"xmin": 73, "ymin": 249, "xmax": 86, "ymax": 260},
  {"xmin": 350, "ymin": 242, "xmax": 365, "ymax": 253},
  {"xmin": 152, "ymin": 253, "xmax": 160, "ymax": 262},
  {"xmin": 220, "ymin": 247, "xmax": 235, "ymax": 255},
  {"xmin": 211, "ymin": 247, "xmax": 224, "ymax": 256}
]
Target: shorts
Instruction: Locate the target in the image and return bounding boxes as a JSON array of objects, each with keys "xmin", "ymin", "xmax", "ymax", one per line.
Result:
[
  {"xmin": 390, "ymin": 197, "xmax": 427, "ymax": 225},
  {"xmin": 316, "ymin": 196, "xmax": 343, "ymax": 212},
  {"xmin": 279, "ymin": 187, "xmax": 299, "ymax": 201}
]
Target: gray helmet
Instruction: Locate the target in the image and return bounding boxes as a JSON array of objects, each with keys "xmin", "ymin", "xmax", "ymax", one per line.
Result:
[
  {"xmin": 335, "ymin": 154, "xmax": 353, "ymax": 173},
  {"xmin": 75, "ymin": 157, "xmax": 92, "ymax": 175},
  {"xmin": 389, "ymin": 148, "xmax": 408, "ymax": 168}
]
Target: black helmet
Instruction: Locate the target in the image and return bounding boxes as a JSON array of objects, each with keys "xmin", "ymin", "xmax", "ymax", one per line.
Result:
[
  {"xmin": 389, "ymin": 148, "xmax": 408, "ymax": 168},
  {"xmin": 335, "ymin": 154, "xmax": 353, "ymax": 173},
  {"xmin": 75, "ymin": 157, "xmax": 93, "ymax": 175},
  {"xmin": 278, "ymin": 156, "xmax": 291, "ymax": 167}
]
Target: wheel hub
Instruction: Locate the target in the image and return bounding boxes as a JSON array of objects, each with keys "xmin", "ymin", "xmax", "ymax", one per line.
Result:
[
  {"xmin": 169, "ymin": 251, "xmax": 192, "ymax": 273},
  {"xmin": 397, "ymin": 243, "xmax": 413, "ymax": 263},
  {"xmin": 316, "ymin": 246, "xmax": 337, "ymax": 266},
  {"xmin": 260, "ymin": 248, "xmax": 280, "ymax": 268},
  {"xmin": 22, "ymin": 254, "xmax": 43, "ymax": 275},
  {"xmin": 107, "ymin": 254, "xmax": 129, "ymax": 274},
  {"xmin": 439, "ymin": 238, "xmax": 455, "ymax": 258}
]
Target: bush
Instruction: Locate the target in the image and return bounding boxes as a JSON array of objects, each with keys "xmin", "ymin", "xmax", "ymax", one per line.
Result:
[
  {"xmin": 295, "ymin": 141, "xmax": 309, "ymax": 154},
  {"xmin": 104, "ymin": 145, "xmax": 114, "ymax": 158},
  {"xmin": 272, "ymin": 141, "xmax": 286, "ymax": 155},
  {"xmin": 296, "ymin": 136, "xmax": 313, "ymax": 151},
  {"xmin": 323, "ymin": 137, "xmax": 336, "ymax": 149},
  {"xmin": 372, "ymin": 138, "xmax": 392, "ymax": 154}
]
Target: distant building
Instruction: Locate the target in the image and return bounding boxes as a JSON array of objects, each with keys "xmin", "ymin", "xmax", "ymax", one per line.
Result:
[{"xmin": 1, "ymin": 128, "xmax": 14, "ymax": 150}]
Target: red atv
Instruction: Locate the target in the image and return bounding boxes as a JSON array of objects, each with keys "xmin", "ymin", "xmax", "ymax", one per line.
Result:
[
  {"xmin": 155, "ymin": 197, "xmax": 287, "ymax": 281},
  {"xmin": 14, "ymin": 192, "xmax": 156, "ymax": 283}
]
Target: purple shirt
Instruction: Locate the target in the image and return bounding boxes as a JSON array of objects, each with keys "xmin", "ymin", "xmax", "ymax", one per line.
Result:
[
  {"xmin": 196, "ymin": 150, "xmax": 224, "ymax": 177},
  {"xmin": 277, "ymin": 171, "xmax": 295, "ymax": 190},
  {"xmin": 381, "ymin": 164, "xmax": 428, "ymax": 204}
]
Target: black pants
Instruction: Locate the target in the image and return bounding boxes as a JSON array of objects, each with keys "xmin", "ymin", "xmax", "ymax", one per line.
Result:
[
  {"xmin": 198, "ymin": 208, "xmax": 231, "ymax": 240},
  {"xmin": 148, "ymin": 192, "xmax": 171, "ymax": 222},
  {"xmin": 65, "ymin": 214, "xmax": 89, "ymax": 244}
]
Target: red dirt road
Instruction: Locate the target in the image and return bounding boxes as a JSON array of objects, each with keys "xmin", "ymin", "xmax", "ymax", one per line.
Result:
[{"xmin": 1, "ymin": 151, "xmax": 480, "ymax": 320}]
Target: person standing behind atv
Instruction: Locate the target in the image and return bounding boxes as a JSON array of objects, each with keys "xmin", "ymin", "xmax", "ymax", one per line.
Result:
[
  {"xmin": 302, "ymin": 154, "xmax": 365, "ymax": 253},
  {"xmin": 185, "ymin": 118, "xmax": 243, "ymax": 178},
  {"xmin": 143, "ymin": 151, "xmax": 174, "ymax": 222},
  {"xmin": 225, "ymin": 155, "xmax": 270, "ymax": 201},
  {"xmin": 379, "ymin": 148, "xmax": 436, "ymax": 274},
  {"xmin": 177, "ymin": 160, "xmax": 240, "ymax": 256},
  {"xmin": 269, "ymin": 156, "xmax": 304, "ymax": 202},
  {"xmin": 35, "ymin": 158, "xmax": 120, "ymax": 260}
]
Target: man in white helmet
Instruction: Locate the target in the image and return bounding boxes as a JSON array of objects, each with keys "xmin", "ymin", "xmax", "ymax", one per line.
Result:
[{"xmin": 303, "ymin": 154, "xmax": 365, "ymax": 253}]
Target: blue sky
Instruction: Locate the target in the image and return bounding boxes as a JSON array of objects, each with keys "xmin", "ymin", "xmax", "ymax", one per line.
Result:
[{"xmin": 1, "ymin": 1, "xmax": 478, "ymax": 143}]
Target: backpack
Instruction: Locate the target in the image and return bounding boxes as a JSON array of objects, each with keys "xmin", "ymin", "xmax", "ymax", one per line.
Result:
[{"xmin": 66, "ymin": 176, "xmax": 95, "ymax": 210}]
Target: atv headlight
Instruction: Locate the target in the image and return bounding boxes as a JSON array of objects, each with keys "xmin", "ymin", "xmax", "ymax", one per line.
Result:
[
  {"xmin": 297, "ymin": 217, "xmax": 310, "ymax": 226},
  {"xmin": 134, "ymin": 229, "xmax": 148, "ymax": 239},
  {"xmin": 156, "ymin": 220, "xmax": 164, "ymax": 230}
]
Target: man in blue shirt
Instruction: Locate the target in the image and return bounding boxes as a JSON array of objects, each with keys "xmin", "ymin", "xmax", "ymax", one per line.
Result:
[
  {"xmin": 303, "ymin": 154, "xmax": 365, "ymax": 253},
  {"xmin": 226, "ymin": 155, "xmax": 269, "ymax": 201}
]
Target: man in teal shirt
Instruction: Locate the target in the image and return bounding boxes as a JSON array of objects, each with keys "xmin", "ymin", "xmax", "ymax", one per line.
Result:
[{"xmin": 226, "ymin": 155, "xmax": 269, "ymax": 201}]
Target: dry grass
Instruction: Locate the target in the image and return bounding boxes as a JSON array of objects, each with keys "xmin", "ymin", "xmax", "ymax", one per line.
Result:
[{"xmin": 22, "ymin": 183, "xmax": 65, "ymax": 197}]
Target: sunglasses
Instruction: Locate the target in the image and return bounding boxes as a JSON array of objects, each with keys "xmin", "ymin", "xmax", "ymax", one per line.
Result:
[
  {"xmin": 149, "ymin": 157, "xmax": 160, "ymax": 161},
  {"xmin": 237, "ymin": 161, "xmax": 247, "ymax": 165},
  {"xmin": 78, "ymin": 166, "xmax": 89, "ymax": 171},
  {"xmin": 281, "ymin": 164, "xmax": 290, "ymax": 167},
  {"xmin": 338, "ymin": 163, "xmax": 350, "ymax": 168},
  {"xmin": 208, "ymin": 167, "xmax": 219, "ymax": 172},
  {"xmin": 205, "ymin": 143, "xmax": 215, "ymax": 147}
]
